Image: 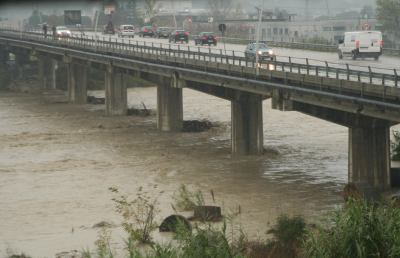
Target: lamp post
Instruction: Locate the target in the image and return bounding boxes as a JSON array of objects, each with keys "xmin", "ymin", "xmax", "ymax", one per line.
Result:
[{"xmin": 255, "ymin": 0, "xmax": 264, "ymax": 76}]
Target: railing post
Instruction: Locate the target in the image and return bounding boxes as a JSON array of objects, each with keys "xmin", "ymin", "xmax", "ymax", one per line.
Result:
[
  {"xmin": 306, "ymin": 58, "xmax": 309, "ymax": 75},
  {"xmin": 394, "ymin": 69, "xmax": 398, "ymax": 87},
  {"xmin": 368, "ymin": 66, "xmax": 373, "ymax": 84},
  {"xmin": 289, "ymin": 56, "xmax": 292, "ymax": 72},
  {"xmin": 346, "ymin": 64, "xmax": 350, "ymax": 81},
  {"xmin": 325, "ymin": 61, "xmax": 329, "ymax": 78}
]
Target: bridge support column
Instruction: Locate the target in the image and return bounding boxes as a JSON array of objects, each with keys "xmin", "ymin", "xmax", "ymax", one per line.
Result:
[
  {"xmin": 0, "ymin": 48, "xmax": 9, "ymax": 67},
  {"xmin": 157, "ymin": 79, "xmax": 183, "ymax": 131},
  {"xmin": 105, "ymin": 66, "xmax": 127, "ymax": 116},
  {"xmin": 15, "ymin": 52, "xmax": 30, "ymax": 80},
  {"xmin": 231, "ymin": 93, "xmax": 264, "ymax": 155},
  {"xmin": 349, "ymin": 124, "xmax": 391, "ymax": 192},
  {"xmin": 38, "ymin": 57, "xmax": 57, "ymax": 89},
  {"xmin": 67, "ymin": 63, "xmax": 87, "ymax": 104}
]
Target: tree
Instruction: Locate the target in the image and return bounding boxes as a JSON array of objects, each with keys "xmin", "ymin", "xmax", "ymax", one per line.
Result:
[
  {"xmin": 376, "ymin": 0, "xmax": 400, "ymax": 38},
  {"xmin": 207, "ymin": 0, "xmax": 234, "ymax": 21},
  {"xmin": 360, "ymin": 5, "xmax": 375, "ymax": 19},
  {"xmin": 144, "ymin": 0, "xmax": 157, "ymax": 22}
]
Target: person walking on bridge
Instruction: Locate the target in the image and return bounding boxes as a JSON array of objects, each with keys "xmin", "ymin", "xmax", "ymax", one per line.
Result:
[
  {"xmin": 42, "ymin": 23, "xmax": 48, "ymax": 38},
  {"xmin": 52, "ymin": 25, "xmax": 56, "ymax": 40}
]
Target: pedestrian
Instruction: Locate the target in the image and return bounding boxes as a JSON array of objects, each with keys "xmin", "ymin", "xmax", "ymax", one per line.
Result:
[
  {"xmin": 52, "ymin": 25, "xmax": 56, "ymax": 39},
  {"xmin": 42, "ymin": 23, "xmax": 48, "ymax": 38}
]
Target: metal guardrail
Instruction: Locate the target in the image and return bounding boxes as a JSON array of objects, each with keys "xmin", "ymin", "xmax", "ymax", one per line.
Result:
[{"xmin": 0, "ymin": 27, "xmax": 398, "ymax": 88}]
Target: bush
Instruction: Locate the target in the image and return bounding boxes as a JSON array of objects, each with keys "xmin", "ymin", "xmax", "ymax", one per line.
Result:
[
  {"xmin": 266, "ymin": 215, "xmax": 306, "ymax": 258},
  {"xmin": 172, "ymin": 184, "xmax": 205, "ymax": 211},
  {"xmin": 391, "ymin": 130, "xmax": 400, "ymax": 161},
  {"xmin": 303, "ymin": 199, "xmax": 400, "ymax": 258}
]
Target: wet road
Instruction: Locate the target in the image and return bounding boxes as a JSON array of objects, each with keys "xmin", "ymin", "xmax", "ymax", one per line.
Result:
[{"xmin": 83, "ymin": 31, "xmax": 400, "ymax": 72}]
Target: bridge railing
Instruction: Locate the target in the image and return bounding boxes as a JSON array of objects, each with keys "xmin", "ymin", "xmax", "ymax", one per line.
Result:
[{"xmin": 0, "ymin": 26, "xmax": 398, "ymax": 88}]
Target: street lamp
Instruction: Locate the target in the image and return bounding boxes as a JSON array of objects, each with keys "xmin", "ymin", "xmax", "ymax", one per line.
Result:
[{"xmin": 255, "ymin": 0, "xmax": 264, "ymax": 76}]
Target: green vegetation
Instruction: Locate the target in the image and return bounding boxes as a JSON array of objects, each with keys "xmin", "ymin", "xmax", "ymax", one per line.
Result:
[
  {"xmin": 376, "ymin": 0, "xmax": 400, "ymax": 39},
  {"xmin": 172, "ymin": 184, "xmax": 205, "ymax": 211},
  {"xmin": 391, "ymin": 130, "xmax": 400, "ymax": 161},
  {"xmin": 303, "ymin": 199, "xmax": 400, "ymax": 258}
]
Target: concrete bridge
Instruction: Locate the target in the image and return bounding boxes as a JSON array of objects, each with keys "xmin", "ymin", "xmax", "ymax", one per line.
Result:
[{"xmin": 0, "ymin": 28, "xmax": 400, "ymax": 194}]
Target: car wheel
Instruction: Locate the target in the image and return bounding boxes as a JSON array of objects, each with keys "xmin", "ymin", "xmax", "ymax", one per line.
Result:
[{"xmin": 374, "ymin": 55, "xmax": 379, "ymax": 60}]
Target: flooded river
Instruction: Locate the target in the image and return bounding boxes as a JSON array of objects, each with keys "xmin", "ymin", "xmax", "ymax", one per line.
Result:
[{"xmin": 0, "ymin": 85, "xmax": 350, "ymax": 257}]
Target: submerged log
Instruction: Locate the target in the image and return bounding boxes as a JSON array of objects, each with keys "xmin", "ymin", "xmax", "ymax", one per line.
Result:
[{"xmin": 193, "ymin": 205, "xmax": 222, "ymax": 222}]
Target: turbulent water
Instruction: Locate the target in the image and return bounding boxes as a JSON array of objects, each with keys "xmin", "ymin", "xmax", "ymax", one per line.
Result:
[{"xmin": 0, "ymin": 86, "xmax": 353, "ymax": 257}]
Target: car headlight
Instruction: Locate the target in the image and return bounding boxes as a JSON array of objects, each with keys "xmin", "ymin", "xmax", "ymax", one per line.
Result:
[
  {"xmin": 268, "ymin": 50, "xmax": 274, "ymax": 55},
  {"xmin": 258, "ymin": 51, "xmax": 262, "ymax": 55}
]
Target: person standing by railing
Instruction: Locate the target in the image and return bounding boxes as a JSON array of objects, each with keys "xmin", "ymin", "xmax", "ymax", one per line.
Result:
[
  {"xmin": 42, "ymin": 23, "xmax": 48, "ymax": 38},
  {"xmin": 52, "ymin": 25, "xmax": 56, "ymax": 40}
]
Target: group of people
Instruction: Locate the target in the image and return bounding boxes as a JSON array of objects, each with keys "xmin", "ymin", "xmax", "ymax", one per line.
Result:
[{"xmin": 42, "ymin": 23, "xmax": 57, "ymax": 39}]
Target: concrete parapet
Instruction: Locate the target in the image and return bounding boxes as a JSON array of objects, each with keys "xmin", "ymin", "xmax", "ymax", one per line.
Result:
[{"xmin": 231, "ymin": 92, "xmax": 264, "ymax": 155}]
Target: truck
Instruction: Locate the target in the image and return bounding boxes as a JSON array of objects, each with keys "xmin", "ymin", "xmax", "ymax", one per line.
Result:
[{"xmin": 338, "ymin": 31, "xmax": 383, "ymax": 60}]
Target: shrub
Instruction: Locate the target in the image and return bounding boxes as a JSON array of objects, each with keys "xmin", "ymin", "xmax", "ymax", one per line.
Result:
[
  {"xmin": 266, "ymin": 215, "xmax": 306, "ymax": 258},
  {"xmin": 303, "ymin": 199, "xmax": 400, "ymax": 258},
  {"xmin": 391, "ymin": 130, "xmax": 400, "ymax": 161},
  {"xmin": 172, "ymin": 184, "xmax": 205, "ymax": 211},
  {"xmin": 110, "ymin": 187, "xmax": 159, "ymax": 245}
]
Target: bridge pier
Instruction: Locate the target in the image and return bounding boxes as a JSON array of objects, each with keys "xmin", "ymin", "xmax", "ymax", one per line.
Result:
[
  {"xmin": 15, "ymin": 52, "xmax": 30, "ymax": 80},
  {"xmin": 231, "ymin": 93, "xmax": 264, "ymax": 155},
  {"xmin": 38, "ymin": 56, "xmax": 57, "ymax": 89},
  {"xmin": 349, "ymin": 124, "xmax": 391, "ymax": 192},
  {"xmin": 67, "ymin": 63, "xmax": 87, "ymax": 104},
  {"xmin": 105, "ymin": 66, "xmax": 127, "ymax": 116},
  {"xmin": 0, "ymin": 48, "xmax": 9, "ymax": 67},
  {"xmin": 157, "ymin": 79, "xmax": 183, "ymax": 131}
]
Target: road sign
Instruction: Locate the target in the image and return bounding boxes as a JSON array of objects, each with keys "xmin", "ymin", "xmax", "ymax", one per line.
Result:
[
  {"xmin": 64, "ymin": 10, "xmax": 81, "ymax": 26},
  {"xmin": 362, "ymin": 23, "xmax": 371, "ymax": 30},
  {"xmin": 218, "ymin": 24, "xmax": 226, "ymax": 33},
  {"xmin": 104, "ymin": 4, "xmax": 116, "ymax": 15}
]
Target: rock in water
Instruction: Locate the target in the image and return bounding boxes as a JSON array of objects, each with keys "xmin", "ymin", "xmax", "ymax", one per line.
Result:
[{"xmin": 193, "ymin": 205, "xmax": 222, "ymax": 222}]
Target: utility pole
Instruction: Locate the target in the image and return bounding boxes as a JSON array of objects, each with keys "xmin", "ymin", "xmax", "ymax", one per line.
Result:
[{"xmin": 255, "ymin": 0, "xmax": 264, "ymax": 76}]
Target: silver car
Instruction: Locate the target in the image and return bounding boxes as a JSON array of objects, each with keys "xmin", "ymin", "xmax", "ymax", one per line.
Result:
[{"xmin": 244, "ymin": 43, "xmax": 275, "ymax": 61}]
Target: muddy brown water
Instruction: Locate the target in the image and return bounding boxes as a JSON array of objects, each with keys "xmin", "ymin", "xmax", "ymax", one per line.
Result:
[{"xmin": 0, "ymin": 85, "xmax": 370, "ymax": 257}]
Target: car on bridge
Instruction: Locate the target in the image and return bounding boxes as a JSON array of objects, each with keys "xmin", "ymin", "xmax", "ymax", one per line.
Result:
[
  {"xmin": 244, "ymin": 43, "xmax": 275, "ymax": 61},
  {"xmin": 117, "ymin": 25, "xmax": 135, "ymax": 38},
  {"xmin": 194, "ymin": 32, "xmax": 217, "ymax": 46},
  {"xmin": 54, "ymin": 26, "xmax": 71, "ymax": 38},
  {"xmin": 139, "ymin": 26, "xmax": 154, "ymax": 37},
  {"xmin": 169, "ymin": 30, "xmax": 189, "ymax": 44},
  {"xmin": 154, "ymin": 27, "xmax": 171, "ymax": 38},
  {"xmin": 338, "ymin": 31, "xmax": 383, "ymax": 60},
  {"xmin": 103, "ymin": 21, "xmax": 115, "ymax": 35}
]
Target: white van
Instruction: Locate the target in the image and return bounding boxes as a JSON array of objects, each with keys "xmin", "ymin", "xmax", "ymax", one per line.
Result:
[
  {"xmin": 338, "ymin": 31, "xmax": 383, "ymax": 60},
  {"xmin": 118, "ymin": 25, "xmax": 135, "ymax": 38}
]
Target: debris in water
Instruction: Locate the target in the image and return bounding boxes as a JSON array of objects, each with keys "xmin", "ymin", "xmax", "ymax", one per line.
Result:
[{"xmin": 182, "ymin": 120, "xmax": 214, "ymax": 132}]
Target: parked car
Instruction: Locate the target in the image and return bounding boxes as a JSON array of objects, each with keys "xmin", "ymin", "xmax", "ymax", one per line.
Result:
[
  {"xmin": 139, "ymin": 26, "xmax": 154, "ymax": 37},
  {"xmin": 54, "ymin": 26, "xmax": 71, "ymax": 37},
  {"xmin": 194, "ymin": 32, "xmax": 217, "ymax": 46},
  {"xmin": 338, "ymin": 31, "xmax": 383, "ymax": 60},
  {"xmin": 169, "ymin": 30, "xmax": 189, "ymax": 43},
  {"xmin": 155, "ymin": 27, "xmax": 171, "ymax": 38},
  {"xmin": 103, "ymin": 21, "xmax": 115, "ymax": 35},
  {"xmin": 118, "ymin": 24, "xmax": 135, "ymax": 38},
  {"xmin": 244, "ymin": 43, "xmax": 275, "ymax": 61}
]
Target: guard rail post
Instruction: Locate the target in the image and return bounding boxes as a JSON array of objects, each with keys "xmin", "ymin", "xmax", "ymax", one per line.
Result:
[
  {"xmin": 306, "ymin": 58, "xmax": 309, "ymax": 75},
  {"xmin": 394, "ymin": 69, "xmax": 398, "ymax": 87},
  {"xmin": 368, "ymin": 66, "xmax": 373, "ymax": 84},
  {"xmin": 289, "ymin": 57, "xmax": 292, "ymax": 72},
  {"xmin": 325, "ymin": 61, "xmax": 329, "ymax": 78},
  {"xmin": 346, "ymin": 64, "xmax": 350, "ymax": 81}
]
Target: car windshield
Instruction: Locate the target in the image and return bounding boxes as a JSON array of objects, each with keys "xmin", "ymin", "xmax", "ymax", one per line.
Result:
[
  {"xmin": 203, "ymin": 32, "xmax": 214, "ymax": 36},
  {"xmin": 254, "ymin": 43, "xmax": 268, "ymax": 49},
  {"xmin": 123, "ymin": 26, "xmax": 134, "ymax": 30},
  {"xmin": 159, "ymin": 28, "xmax": 169, "ymax": 31},
  {"xmin": 56, "ymin": 26, "xmax": 68, "ymax": 30}
]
